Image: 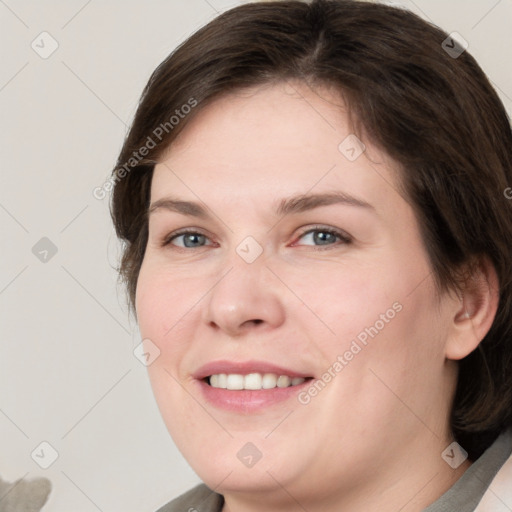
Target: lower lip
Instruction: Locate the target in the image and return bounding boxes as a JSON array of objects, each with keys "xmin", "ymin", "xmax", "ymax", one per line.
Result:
[{"xmin": 196, "ymin": 379, "xmax": 311, "ymax": 412}]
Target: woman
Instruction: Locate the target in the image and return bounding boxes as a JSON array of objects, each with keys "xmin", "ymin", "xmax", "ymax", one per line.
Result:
[{"xmin": 110, "ymin": 1, "xmax": 512, "ymax": 510}]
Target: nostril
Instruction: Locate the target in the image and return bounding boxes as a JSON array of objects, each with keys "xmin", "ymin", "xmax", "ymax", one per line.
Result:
[{"xmin": 241, "ymin": 319, "xmax": 264, "ymax": 328}]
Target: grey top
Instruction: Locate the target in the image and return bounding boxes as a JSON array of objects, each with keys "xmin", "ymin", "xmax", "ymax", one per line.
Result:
[
  {"xmin": 424, "ymin": 429, "xmax": 512, "ymax": 512},
  {"xmin": 157, "ymin": 430, "xmax": 512, "ymax": 512},
  {"xmin": 156, "ymin": 483, "xmax": 224, "ymax": 512}
]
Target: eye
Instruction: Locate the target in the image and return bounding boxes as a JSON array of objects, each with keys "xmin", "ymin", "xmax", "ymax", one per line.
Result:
[
  {"xmin": 163, "ymin": 229, "xmax": 214, "ymax": 249},
  {"xmin": 293, "ymin": 226, "xmax": 351, "ymax": 248},
  {"xmin": 161, "ymin": 226, "xmax": 350, "ymax": 250}
]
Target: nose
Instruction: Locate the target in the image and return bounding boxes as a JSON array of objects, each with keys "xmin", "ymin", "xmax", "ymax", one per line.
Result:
[{"xmin": 202, "ymin": 257, "xmax": 286, "ymax": 337}]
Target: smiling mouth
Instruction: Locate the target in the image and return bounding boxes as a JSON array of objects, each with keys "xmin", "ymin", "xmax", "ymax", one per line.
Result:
[{"xmin": 205, "ymin": 373, "xmax": 313, "ymax": 390}]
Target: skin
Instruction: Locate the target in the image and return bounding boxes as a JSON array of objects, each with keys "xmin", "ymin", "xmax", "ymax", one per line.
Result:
[{"xmin": 135, "ymin": 81, "xmax": 498, "ymax": 512}]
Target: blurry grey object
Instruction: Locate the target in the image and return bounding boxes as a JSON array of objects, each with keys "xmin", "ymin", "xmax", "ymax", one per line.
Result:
[{"xmin": 0, "ymin": 476, "xmax": 51, "ymax": 512}]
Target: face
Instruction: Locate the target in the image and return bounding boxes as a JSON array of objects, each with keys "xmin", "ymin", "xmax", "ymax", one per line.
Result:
[{"xmin": 136, "ymin": 82, "xmax": 460, "ymax": 505}]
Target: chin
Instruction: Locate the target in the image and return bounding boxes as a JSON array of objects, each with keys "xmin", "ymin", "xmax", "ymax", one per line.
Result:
[{"xmin": 174, "ymin": 431, "xmax": 303, "ymax": 493}]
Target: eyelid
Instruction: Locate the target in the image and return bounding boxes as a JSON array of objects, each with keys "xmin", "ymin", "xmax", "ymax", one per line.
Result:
[
  {"xmin": 162, "ymin": 227, "xmax": 216, "ymax": 247},
  {"xmin": 161, "ymin": 224, "xmax": 352, "ymax": 249},
  {"xmin": 291, "ymin": 224, "xmax": 352, "ymax": 246}
]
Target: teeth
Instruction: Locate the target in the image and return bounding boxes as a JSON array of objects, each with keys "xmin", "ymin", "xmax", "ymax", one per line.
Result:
[
  {"xmin": 226, "ymin": 374, "xmax": 244, "ymax": 390},
  {"xmin": 208, "ymin": 373, "xmax": 306, "ymax": 390},
  {"xmin": 262, "ymin": 373, "xmax": 277, "ymax": 389},
  {"xmin": 277, "ymin": 375, "xmax": 291, "ymax": 387},
  {"xmin": 244, "ymin": 373, "xmax": 262, "ymax": 390},
  {"xmin": 217, "ymin": 373, "xmax": 227, "ymax": 388}
]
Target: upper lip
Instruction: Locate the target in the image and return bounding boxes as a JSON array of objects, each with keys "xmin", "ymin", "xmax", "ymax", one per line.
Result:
[{"xmin": 193, "ymin": 360, "xmax": 313, "ymax": 380}]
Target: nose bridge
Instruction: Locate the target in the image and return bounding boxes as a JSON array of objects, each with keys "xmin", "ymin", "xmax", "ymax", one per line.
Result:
[{"xmin": 202, "ymin": 244, "xmax": 285, "ymax": 335}]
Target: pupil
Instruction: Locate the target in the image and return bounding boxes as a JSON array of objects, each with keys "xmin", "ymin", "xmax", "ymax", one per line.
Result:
[
  {"xmin": 184, "ymin": 234, "xmax": 204, "ymax": 247},
  {"xmin": 314, "ymin": 231, "xmax": 334, "ymax": 245}
]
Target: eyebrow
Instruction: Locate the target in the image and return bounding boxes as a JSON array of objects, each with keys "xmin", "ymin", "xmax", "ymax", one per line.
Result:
[{"xmin": 148, "ymin": 191, "xmax": 374, "ymax": 219}]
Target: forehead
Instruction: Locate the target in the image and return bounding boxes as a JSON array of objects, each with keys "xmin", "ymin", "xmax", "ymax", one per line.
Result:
[
  {"xmin": 152, "ymin": 81, "xmax": 404, "ymax": 216},
  {"xmin": 165, "ymin": 81, "xmax": 351, "ymax": 166}
]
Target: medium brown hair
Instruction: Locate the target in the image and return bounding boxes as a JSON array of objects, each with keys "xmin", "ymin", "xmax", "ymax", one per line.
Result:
[{"xmin": 111, "ymin": 0, "xmax": 512, "ymax": 459}]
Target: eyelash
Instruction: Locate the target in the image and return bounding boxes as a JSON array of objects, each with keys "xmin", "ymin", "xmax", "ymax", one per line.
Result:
[
  {"xmin": 161, "ymin": 225, "xmax": 352, "ymax": 250},
  {"xmin": 293, "ymin": 226, "xmax": 352, "ymax": 248}
]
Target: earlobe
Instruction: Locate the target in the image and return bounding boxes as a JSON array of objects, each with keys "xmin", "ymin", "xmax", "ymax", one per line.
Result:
[{"xmin": 445, "ymin": 257, "xmax": 500, "ymax": 361}]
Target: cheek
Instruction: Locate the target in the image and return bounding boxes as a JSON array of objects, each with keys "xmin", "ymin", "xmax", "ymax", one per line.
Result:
[
  {"xmin": 136, "ymin": 271, "xmax": 165, "ymax": 345},
  {"xmin": 277, "ymin": 258, "xmax": 407, "ymax": 351},
  {"xmin": 135, "ymin": 266, "xmax": 203, "ymax": 435},
  {"xmin": 295, "ymin": 255, "xmax": 446, "ymax": 382},
  {"xmin": 338, "ymin": 279, "xmax": 448, "ymax": 424},
  {"xmin": 136, "ymin": 263, "xmax": 200, "ymax": 347}
]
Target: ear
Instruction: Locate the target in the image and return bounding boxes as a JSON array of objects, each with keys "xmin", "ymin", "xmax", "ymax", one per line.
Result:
[{"xmin": 445, "ymin": 257, "xmax": 500, "ymax": 361}]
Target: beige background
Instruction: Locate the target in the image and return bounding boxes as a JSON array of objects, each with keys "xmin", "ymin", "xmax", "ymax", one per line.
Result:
[{"xmin": 1, "ymin": 0, "xmax": 511, "ymax": 511}]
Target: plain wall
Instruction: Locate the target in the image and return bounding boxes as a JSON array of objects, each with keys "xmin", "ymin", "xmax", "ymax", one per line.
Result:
[{"xmin": 1, "ymin": 0, "xmax": 511, "ymax": 510}]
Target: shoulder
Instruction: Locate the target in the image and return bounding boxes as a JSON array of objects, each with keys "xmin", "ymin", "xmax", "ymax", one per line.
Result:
[
  {"xmin": 474, "ymin": 431, "xmax": 512, "ymax": 511},
  {"xmin": 155, "ymin": 483, "xmax": 224, "ymax": 512}
]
